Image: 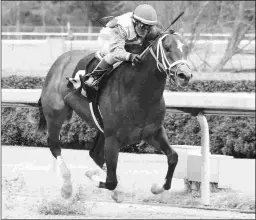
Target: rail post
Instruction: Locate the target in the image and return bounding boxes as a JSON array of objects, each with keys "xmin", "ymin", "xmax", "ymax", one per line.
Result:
[{"xmin": 196, "ymin": 112, "xmax": 210, "ymax": 205}]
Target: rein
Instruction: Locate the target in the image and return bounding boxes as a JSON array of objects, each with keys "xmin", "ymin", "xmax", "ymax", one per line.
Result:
[{"xmin": 148, "ymin": 33, "xmax": 191, "ymax": 86}]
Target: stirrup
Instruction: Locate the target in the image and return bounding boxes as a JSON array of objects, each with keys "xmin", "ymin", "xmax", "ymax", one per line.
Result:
[{"xmin": 84, "ymin": 80, "xmax": 99, "ymax": 91}]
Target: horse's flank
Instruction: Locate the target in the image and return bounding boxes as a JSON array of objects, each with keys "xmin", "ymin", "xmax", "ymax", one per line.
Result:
[{"xmin": 39, "ymin": 50, "xmax": 97, "ymax": 129}]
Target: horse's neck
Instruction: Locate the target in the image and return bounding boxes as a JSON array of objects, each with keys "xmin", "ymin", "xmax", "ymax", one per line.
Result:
[
  {"xmin": 121, "ymin": 53, "xmax": 166, "ymax": 103},
  {"xmin": 142, "ymin": 54, "xmax": 166, "ymax": 95}
]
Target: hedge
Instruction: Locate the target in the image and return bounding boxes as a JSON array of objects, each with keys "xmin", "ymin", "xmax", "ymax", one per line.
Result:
[
  {"xmin": 2, "ymin": 75, "xmax": 256, "ymax": 92},
  {"xmin": 1, "ymin": 76, "xmax": 255, "ymax": 158}
]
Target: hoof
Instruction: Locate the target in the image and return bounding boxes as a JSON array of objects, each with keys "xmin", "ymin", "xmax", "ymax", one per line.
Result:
[
  {"xmin": 151, "ymin": 183, "xmax": 165, "ymax": 194},
  {"xmin": 85, "ymin": 169, "xmax": 104, "ymax": 187},
  {"xmin": 111, "ymin": 190, "xmax": 124, "ymax": 203},
  {"xmin": 111, "ymin": 184, "xmax": 124, "ymax": 203},
  {"xmin": 61, "ymin": 181, "xmax": 73, "ymax": 199},
  {"xmin": 85, "ymin": 169, "xmax": 100, "ymax": 179}
]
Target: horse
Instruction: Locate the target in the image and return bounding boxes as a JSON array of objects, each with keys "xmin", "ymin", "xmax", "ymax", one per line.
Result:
[{"xmin": 36, "ymin": 28, "xmax": 192, "ymax": 203}]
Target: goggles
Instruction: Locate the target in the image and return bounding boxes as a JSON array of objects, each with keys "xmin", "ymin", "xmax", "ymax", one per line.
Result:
[{"xmin": 135, "ymin": 21, "xmax": 152, "ymax": 32}]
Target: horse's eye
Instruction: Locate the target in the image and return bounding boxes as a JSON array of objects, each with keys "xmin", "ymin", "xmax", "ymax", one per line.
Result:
[{"xmin": 165, "ymin": 47, "xmax": 171, "ymax": 52}]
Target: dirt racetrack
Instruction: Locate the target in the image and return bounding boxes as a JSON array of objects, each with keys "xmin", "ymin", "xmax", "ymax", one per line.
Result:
[{"xmin": 2, "ymin": 145, "xmax": 255, "ymax": 219}]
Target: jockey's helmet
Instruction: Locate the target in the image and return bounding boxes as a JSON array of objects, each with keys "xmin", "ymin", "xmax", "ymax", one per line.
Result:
[{"xmin": 132, "ymin": 4, "xmax": 158, "ymax": 26}]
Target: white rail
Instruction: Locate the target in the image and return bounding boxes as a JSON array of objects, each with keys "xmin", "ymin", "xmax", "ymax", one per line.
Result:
[{"xmin": 1, "ymin": 89, "xmax": 255, "ymax": 205}]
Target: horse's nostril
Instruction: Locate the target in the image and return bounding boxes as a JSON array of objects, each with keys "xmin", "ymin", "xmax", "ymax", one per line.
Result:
[{"xmin": 178, "ymin": 73, "xmax": 186, "ymax": 80}]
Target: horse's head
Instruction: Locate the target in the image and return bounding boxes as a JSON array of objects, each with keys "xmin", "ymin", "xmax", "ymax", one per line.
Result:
[{"xmin": 149, "ymin": 29, "xmax": 192, "ymax": 88}]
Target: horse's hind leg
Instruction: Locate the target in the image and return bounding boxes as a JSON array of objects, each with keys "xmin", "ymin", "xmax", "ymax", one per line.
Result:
[
  {"xmin": 45, "ymin": 107, "xmax": 73, "ymax": 199},
  {"xmin": 144, "ymin": 126, "xmax": 178, "ymax": 194}
]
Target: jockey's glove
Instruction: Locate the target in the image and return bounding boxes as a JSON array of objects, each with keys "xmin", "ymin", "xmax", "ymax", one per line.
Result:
[{"xmin": 129, "ymin": 53, "xmax": 142, "ymax": 65}]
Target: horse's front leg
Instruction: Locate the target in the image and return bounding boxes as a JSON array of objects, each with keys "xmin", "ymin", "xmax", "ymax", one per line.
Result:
[
  {"xmin": 144, "ymin": 126, "xmax": 178, "ymax": 194},
  {"xmin": 89, "ymin": 131, "xmax": 106, "ymax": 170},
  {"xmin": 85, "ymin": 131, "xmax": 107, "ymax": 182},
  {"xmin": 85, "ymin": 135, "xmax": 124, "ymax": 203}
]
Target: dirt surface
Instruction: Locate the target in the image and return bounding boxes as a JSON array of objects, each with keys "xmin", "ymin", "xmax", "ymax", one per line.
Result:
[
  {"xmin": 2, "ymin": 145, "xmax": 255, "ymax": 219},
  {"xmin": 2, "ymin": 194, "xmax": 255, "ymax": 219}
]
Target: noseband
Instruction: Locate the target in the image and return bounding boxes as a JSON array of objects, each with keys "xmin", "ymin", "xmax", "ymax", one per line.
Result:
[{"xmin": 149, "ymin": 33, "xmax": 191, "ymax": 86}]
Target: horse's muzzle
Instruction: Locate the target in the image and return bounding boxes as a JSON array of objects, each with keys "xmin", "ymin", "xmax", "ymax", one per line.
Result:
[{"xmin": 176, "ymin": 64, "xmax": 192, "ymax": 87}]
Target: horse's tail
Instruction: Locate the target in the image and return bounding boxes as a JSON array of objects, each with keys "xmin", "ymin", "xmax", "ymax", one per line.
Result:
[
  {"xmin": 37, "ymin": 97, "xmax": 47, "ymax": 133},
  {"xmin": 27, "ymin": 97, "xmax": 47, "ymax": 133}
]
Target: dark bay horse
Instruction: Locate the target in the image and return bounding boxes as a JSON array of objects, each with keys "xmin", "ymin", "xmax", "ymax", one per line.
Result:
[{"xmin": 37, "ymin": 29, "xmax": 192, "ymax": 203}]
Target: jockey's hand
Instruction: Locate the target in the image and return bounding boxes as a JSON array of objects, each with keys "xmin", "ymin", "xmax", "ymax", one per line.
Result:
[{"xmin": 129, "ymin": 53, "xmax": 142, "ymax": 65}]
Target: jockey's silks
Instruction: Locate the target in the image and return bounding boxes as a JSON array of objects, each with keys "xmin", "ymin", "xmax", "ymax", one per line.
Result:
[
  {"xmin": 97, "ymin": 12, "xmax": 142, "ymax": 64},
  {"xmin": 110, "ymin": 12, "xmax": 137, "ymax": 41}
]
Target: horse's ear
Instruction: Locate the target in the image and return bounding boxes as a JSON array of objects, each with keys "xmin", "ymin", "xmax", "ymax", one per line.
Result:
[{"xmin": 168, "ymin": 29, "xmax": 175, "ymax": 34}]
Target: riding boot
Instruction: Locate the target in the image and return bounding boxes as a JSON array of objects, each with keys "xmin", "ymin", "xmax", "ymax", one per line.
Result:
[{"xmin": 84, "ymin": 59, "xmax": 112, "ymax": 91}]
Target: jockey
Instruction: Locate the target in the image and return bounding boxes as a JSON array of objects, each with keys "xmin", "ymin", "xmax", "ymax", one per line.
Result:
[{"xmin": 83, "ymin": 4, "xmax": 158, "ymax": 91}]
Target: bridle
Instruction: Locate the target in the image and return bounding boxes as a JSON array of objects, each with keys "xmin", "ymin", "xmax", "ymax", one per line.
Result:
[{"xmin": 148, "ymin": 33, "xmax": 191, "ymax": 86}]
